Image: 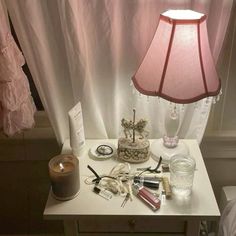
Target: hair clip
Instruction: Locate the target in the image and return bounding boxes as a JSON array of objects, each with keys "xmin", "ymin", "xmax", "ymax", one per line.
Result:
[
  {"xmin": 137, "ymin": 156, "xmax": 162, "ymax": 176},
  {"xmin": 96, "ymin": 145, "xmax": 113, "ymax": 155},
  {"xmin": 87, "ymin": 165, "xmax": 116, "ymax": 184}
]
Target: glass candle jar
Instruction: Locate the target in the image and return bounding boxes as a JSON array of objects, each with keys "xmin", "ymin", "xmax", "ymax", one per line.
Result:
[
  {"xmin": 169, "ymin": 155, "xmax": 196, "ymax": 197},
  {"xmin": 49, "ymin": 154, "xmax": 80, "ymax": 200}
]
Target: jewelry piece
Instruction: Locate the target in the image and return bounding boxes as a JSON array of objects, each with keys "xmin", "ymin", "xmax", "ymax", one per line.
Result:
[
  {"xmin": 90, "ymin": 143, "xmax": 116, "ymax": 159},
  {"xmin": 96, "ymin": 145, "xmax": 113, "ymax": 156}
]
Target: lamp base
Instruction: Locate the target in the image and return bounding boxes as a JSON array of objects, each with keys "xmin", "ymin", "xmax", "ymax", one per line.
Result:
[{"xmin": 150, "ymin": 139, "xmax": 189, "ymax": 163}]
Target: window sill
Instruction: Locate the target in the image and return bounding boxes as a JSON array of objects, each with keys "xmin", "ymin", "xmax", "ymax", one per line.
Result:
[{"xmin": 201, "ymin": 131, "xmax": 236, "ymax": 159}]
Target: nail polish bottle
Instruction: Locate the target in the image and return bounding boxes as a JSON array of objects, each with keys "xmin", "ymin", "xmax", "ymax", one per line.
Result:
[{"xmin": 132, "ymin": 183, "xmax": 161, "ymax": 211}]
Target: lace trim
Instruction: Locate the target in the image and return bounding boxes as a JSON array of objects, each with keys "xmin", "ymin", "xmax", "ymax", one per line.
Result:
[
  {"xmin": 0, "ymin": 32, "xmax": 36, "ymax": 136},
  {"xmin": 2, "ymin": 97, "xmax": 36, "ymax": 136},
  {"xmin": 0, "ymin": 70, "xmax": 31, "ymax": 111},
  {"xmin": 0, "ymin": 33, "xmax": 25, "ymax": 82}
]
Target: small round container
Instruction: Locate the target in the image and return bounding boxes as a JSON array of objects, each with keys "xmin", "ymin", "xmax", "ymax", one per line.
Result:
[
  {"xmin": 169, "ymin": 155, "xmax": 196, "ymax": 197},
  {"xmin": 49, "ymin": 154, "xmax": 80, "ymax": 200}
]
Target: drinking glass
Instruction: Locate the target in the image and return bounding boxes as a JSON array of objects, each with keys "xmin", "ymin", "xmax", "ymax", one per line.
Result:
[{"xmin": 170, "ymin": 154, "xmax": 196, "ymax": 197}]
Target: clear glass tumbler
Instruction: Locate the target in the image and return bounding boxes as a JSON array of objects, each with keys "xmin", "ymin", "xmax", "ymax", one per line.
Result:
[{"xmin": 170, "ymin": 155, "xmax": 196, "ymax": 197}]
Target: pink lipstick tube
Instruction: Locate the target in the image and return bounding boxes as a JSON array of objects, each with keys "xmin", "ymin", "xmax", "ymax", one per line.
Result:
[{"xmin": 132, "ymin": 183, "xmax": 161, "ymax": 211}]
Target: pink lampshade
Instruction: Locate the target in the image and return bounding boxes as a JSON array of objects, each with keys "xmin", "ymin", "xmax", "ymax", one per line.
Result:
[{"xmin": 132, "ymin": 10, "xmax": 221, "ymax": 104}]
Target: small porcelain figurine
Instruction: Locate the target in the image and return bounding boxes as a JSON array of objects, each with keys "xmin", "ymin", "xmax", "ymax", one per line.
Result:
[
  {"xmin": 121, "ymin": 118, "xmax": 148, "ymax": 139},
  {"xmin": 118, "ymin": 109, "xmax": 150, "ymax": 163}
]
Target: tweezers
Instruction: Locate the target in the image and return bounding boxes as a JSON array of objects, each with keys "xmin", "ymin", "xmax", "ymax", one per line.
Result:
[{"xmin": 121, "ymin": 193, "xmax": 130, "ymax": 208}]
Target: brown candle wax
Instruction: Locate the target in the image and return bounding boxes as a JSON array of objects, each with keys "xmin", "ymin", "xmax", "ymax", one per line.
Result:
[
  {"xmin": 53, "ymin": 162, "xmax": 75, "ymax": 173},
  {"xmin": 49, "ymin": 154, "xmax": 80, "ymax": 200}
]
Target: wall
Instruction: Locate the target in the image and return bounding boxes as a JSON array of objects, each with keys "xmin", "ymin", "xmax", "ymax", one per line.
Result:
[
  {"xmin": 207, "ymin": 2, "xmax": 236, "ymax": 134},
  {"xmin": 0, "ymin": 112, "xmax": 62, "ymax": 234},
  {"xmin": 0, "ymin": 112, "xmax": 236, "ymax": 234},
  {"xmin": 201, "ymin": 133, "xmax": 236, "ymax": 201}
]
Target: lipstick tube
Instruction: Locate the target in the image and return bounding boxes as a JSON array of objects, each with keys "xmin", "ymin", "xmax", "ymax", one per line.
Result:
[
  {"xmin": 133, "ymin": 176, "xmax": 160, "ymax": 189},
  {"xmin": 162, "ymin": 177, "xmax": 172, "ymax": 199},
  {"xmin": 132, "ymin": 183, "xmax": 161, "ymax": 211}
]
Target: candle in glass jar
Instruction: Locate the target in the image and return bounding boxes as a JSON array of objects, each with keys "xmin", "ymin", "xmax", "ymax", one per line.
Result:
[{"xmin": 49, "ymin": 154, "xmax": 80, "ymax": 200}]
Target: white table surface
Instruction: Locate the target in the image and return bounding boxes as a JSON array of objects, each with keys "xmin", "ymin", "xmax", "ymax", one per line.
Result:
[{"xmin": 44, "ymin": 139, "xmax": 220, "ymax": 220}]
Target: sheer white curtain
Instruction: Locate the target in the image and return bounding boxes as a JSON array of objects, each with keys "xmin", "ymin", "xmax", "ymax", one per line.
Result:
[
  {"xmin": 5, "ymin": 0, "xmax": 233, "ymax": 145},
  {"xmin": 208, "ymin": 1, "xmax": 236, "ymax": 135}
]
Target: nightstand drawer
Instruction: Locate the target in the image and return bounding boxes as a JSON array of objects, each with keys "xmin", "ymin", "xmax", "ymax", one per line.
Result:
[{"xmin": 79, "ymin": 216, "xmax": 185, "ymax": 233}]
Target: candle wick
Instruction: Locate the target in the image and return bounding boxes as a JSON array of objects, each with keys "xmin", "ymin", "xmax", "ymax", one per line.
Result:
[{"xmin": 59, "ymin": 163, "xmax": 64, "ymax": 172}]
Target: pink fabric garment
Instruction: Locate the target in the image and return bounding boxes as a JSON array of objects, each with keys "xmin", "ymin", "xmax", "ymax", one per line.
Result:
[{"xmin": 0, "ymin": 1, "xmax": 35, "ymax": 136}]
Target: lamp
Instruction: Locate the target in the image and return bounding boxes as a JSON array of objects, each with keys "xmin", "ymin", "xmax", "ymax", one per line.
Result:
[{"xmin": 132, "ymin": 10, "xmax": 221, "ymax": 162}]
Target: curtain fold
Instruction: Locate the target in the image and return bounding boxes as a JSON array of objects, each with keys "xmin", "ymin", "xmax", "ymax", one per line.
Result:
[
  {"xmin": 0, "ymin": 0, "xmax": 35, "ymax": 136},
  {"xmin": 5, "ymin": 0, "xmax": 233, "ymax": 144},
  {"xmin": 208, "ymin": 1, "xmax": 236, "ymax": 134}
]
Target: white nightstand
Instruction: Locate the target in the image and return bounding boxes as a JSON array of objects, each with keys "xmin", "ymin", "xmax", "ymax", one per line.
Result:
[{"xmin": 44, "ymin": 139, "xmax": 220, "ymax": 236}]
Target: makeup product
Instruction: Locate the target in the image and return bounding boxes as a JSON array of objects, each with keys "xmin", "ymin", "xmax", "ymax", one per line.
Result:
[
  {"xmin": 162, "ymin": 164, "xmax": 170, "ymax": 172},
  {"xmin": 133, "ymin": 176, "xmax": 159, "ymax": 189},
  {"xmin": 162, "ymin": 177, "xmax": 172, "ymax": 199},
  {"xmin": 49, "ymin": 154, "xmax": 80, "ymax": 200},
  {"xmin": 93, "ymin": 186, "xmax": 113, "ymax": 200},
  {"xmin": 68, "ymin": 102, "xmax": 85, "ymax": 156},
  {"xmin": 160, "ymin": 190, "xmax": 166, "ymax": 205},
  {"xmin": 132, "ymin": 183, "xmax": 161, "ymax": 211}
]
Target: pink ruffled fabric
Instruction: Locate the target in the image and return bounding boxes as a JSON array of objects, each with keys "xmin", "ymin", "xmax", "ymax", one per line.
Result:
[
  {"xmin": 0, "ymin": 5, "xmax": 36, "ymax": 136},
  {"xmin": 0, "ymin": 34, "xmax": 25, "ymax": 82}
]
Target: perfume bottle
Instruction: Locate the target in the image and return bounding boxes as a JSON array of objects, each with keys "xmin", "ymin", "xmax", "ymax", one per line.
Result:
[{"xmin": 132, "ymin": 183, "xmax": 161, "ymax": 211}]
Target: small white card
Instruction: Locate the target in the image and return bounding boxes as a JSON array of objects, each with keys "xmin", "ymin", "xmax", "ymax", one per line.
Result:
[{"xmin": 68, "ymin": 102, "xmax": 85, "ymax": 155}]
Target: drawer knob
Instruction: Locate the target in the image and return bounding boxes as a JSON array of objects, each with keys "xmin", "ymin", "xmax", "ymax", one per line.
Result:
[{"xmin": 128, "ymin": 219, "xmax": 136, "ymax": 228}]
